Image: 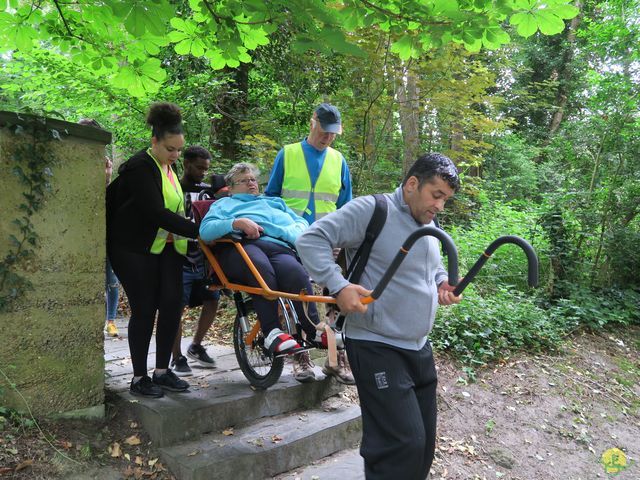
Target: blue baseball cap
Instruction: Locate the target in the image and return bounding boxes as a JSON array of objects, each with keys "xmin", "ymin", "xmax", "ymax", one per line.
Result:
[{"xmin": 314, "ymin": 103, "xmax": 342, "ymax": 134}]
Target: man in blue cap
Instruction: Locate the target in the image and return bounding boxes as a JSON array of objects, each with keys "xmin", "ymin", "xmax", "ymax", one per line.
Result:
[
  {"xmin": 266, "ymin": 103, "xmax": 352, "ymax": 224},
  {"xmin": 265, "ymin": 103, "xmax": 353, "ymax": 383}
]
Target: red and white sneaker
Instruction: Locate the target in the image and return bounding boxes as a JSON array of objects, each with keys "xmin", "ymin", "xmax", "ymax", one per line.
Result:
[{"xmin": 264, "ymin": 328, "xmax": 302, "ymax": 355}]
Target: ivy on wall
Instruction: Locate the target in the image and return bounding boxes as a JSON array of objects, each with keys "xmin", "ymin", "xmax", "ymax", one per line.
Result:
[{"xmin": 0, "ymin": 124, "xmax": 60, "ymax": 311}]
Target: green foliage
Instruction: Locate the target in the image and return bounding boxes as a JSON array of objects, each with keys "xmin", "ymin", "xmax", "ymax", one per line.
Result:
[
  {"xmin": 510, "ymin": 1, "xmax": 578, "ymax": 38},
  {"xmin": 0, "ymin": 0, "xmax": 578, "ymax": 98},
  {"xmin": 450, "ymin": 199, "xmax": 548, "ymax": 295},
  {"xmin": 431, "ymin": 287, "xmax": 566, "ymax": 366},
  {"xmin": 482, "ymin": 134, "xmax": 540, "ymax": 201},
  {"xmin": 549, "ymin": 287, "xmax": 640, "ymax": 330},
  {"xmin": 0, "ymin": 406, "xmax": 36, "ymax": 431}
]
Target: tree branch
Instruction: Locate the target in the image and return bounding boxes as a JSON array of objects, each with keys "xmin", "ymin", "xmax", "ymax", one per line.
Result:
[
  {"xmin": 358, "ymin": 0, "xmax": 451, "ymax": 26},
  {"xmin": 52, "ymin": 0, "xmax": 95, "ymax": 46},
  {"xmin": 201, "ymin": 0, "xmax": 273, "ymax": 26}
]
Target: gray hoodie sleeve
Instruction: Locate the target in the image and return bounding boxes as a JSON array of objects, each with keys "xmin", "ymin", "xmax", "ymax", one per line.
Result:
[
  {"xmin": 435, "ymin": 257, "xmax": 448, "ymax": 287},
  {"xmin": 295, "ymin": 196, "xmax": 376, "ymax": 295}
]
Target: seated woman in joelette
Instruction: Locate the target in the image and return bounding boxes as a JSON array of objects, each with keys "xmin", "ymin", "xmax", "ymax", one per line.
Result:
[{"xmin": 199, "ymin": 162, "xmax": 320, "ymax": 355}]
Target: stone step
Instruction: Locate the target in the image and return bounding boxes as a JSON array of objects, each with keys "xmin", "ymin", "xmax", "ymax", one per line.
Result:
[
  {"xmin": 116, "ymin": 344, "xmax": 343, "ymax": 447},
  {"xmin": 159, "ymin": 404, "xmax": 362, "ymax": 480},
  {"xmin": 126, "ymin": 371, "xmax": 343, "ymax": 447},
  {"xmin": 275, "ymin": 447, "xmax": 364, "ymax": 479}
]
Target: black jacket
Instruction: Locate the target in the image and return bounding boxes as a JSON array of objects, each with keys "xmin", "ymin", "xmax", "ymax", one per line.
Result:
[{"xmin": 107, "ymin": 149, "xmax": 198, "ymax": 254}]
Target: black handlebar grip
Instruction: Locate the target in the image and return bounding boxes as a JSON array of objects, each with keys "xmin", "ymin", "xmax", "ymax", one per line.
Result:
[
  {"xmin": 453, "ymin": 235, "xmax": 538, "ymax": 296},
  {"xmin": 369, "ymin": 227, "xmax": 459, "ymax": 300}
]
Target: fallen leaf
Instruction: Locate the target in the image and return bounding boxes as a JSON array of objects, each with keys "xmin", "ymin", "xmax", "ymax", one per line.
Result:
[
  {"xmin": 123, "ymin": 465, "xmax": 135, "ymax": 477},
  {"xmin": 110, "ymin": 442, "xmax": 122, "ymax": 458},
  {"xmin": 125, "ymin": 435, "xmax": 142, "ymax": 446},
  {"xmin": 125, "ymin": 453, "xmax": 131, "ymax": 461},
  {"xmin": 148, "ymin": 458, "xmax": 158, "ymax": 467},
  {"xmin": 59, "ymin": 440, "xmax": 73, "ymax": 450},
  {"xmin": 135, "ymin": 456, "xmax": 144, "ymax": 466},
  {"xmin": 222, "ymin": 428, "xmax": 234, "ymax": 436},
  {"xmin": 14, "ymin": 460, "xmax": 33, "ymax": 472}
]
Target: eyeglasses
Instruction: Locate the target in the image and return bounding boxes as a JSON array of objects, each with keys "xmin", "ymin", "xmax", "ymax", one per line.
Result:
[{"xmin": 233, "ymin": 177, "xmax": 258, "ymax": 185}]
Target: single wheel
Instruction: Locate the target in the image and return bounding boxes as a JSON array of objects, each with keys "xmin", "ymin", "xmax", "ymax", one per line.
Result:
[{"xmin": 233, "ymin": 306, "xmax": 284, "ymax": 389}]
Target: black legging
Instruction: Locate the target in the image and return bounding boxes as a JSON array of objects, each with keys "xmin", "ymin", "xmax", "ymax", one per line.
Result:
[
  {"xmin": 216, "ymin": 239, "xmax": 319, "ymax": 338},
  {"xmin": 108, "ymin": 245, "xmax": 183, "ymax": 377}
]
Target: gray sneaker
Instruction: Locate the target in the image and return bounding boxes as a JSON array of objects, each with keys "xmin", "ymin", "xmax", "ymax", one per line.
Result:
[
  {"xmin": 322, "ymin": 350, "xmax": 355, "ymax": 385},
  {"xmin": 293, "ymin": 351, "xmax": 316, "ymax": 383},
  {"xmin": 170, "ymin": 355, "xmax": 193, "ymax": 377}
]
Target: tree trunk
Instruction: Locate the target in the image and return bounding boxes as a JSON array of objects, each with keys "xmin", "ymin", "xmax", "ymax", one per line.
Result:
[
  {"xmin": 396, "ymin": 66, "xmax": 420, "ymax": 175},
  {"xmin": 548, "ymin": 1, "xmax": 582, "ymax": 136},
  {"xmin": 209, "ymin": 63, "xmax": 251, "ymax": 162}
]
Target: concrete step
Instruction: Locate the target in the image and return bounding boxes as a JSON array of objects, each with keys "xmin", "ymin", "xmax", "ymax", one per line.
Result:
[
  {"xmin": 159, "ymin": 404, "xmax": 362, "ymax": 480},
  {"xmin": 126, "ymin": 370, "xmax": 343, "ymax": 447},
  {"xmin": 116, "ymin": 344, "xmax": 343, "ymax": 447},
  {"xmin": 275, "ymin": 447, "xmax": 364, "ymax": 479}
]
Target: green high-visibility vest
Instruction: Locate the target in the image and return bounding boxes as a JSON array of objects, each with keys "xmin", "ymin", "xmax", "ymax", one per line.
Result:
[
  {"xmin": 281, "ymin": 143, "xmax": 342, "ymax": 221},
  {"xmin": 148, "ymin": 150, "xmax": 188, "ymax": 255}
]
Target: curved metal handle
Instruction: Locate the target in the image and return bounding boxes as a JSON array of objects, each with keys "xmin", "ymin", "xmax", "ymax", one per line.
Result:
[
  {"xmin": 452, "ymin": 235, "xmax": 539, "ymax": 296},
  {"xmin": 365, "ymin": 226, "xmax": 459, "ymax": 302}
]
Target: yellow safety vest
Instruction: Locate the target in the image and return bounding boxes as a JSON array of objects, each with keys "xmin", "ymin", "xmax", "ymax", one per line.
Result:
[
  {"xmin": 281, "ymin": 143, "xmax": 342, "ymax": 221},
  {"xmin": 148, "ymin": 150, "xmax": 188, "ymax": 255}
]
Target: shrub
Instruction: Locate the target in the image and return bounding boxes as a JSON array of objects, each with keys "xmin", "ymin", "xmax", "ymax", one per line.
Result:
[{"xmin": 431, "ymin": 287, "xmax": 566, "ymax": 366}]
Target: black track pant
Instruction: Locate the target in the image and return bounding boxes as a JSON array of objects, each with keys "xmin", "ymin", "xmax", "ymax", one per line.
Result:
[
  {"xmin": 346, "ymin": 338, "xmax": 438, "ymax": 480},
  {"xmin": 109, "ymin": 245, "xmax": 183, "ymax": 377}
]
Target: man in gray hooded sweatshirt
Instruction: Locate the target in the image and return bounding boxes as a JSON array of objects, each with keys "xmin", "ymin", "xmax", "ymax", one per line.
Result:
[{"xmin": 296, "ymin": 153, "xmax": 462, "ymax": 480}]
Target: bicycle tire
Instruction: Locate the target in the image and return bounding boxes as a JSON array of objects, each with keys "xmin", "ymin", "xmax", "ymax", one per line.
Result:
[{"xmin": 233, "ymin": 309, "xmax": 284, "ymax": 389}]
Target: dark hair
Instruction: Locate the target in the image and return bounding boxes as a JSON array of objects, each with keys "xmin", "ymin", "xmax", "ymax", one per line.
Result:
[
  {"xmin": 402, "ymin": 153, "xmax": 460, "ymax": 192},
  {"xmin": 78, "ymin": 118, "xmax": 101, "ymax": 128},
  {"xmin": 184, "ymin": 145, "xmax": 212, "ymax": 163},
  {"xmin": 146, "ymin": 102, "xmax": 183, "ymax": 139}
]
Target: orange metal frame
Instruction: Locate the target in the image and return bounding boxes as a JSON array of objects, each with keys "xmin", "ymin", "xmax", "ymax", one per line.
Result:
[
  {"xmin": 198, "ymin": 237, "xmax": 339, "ymax": 347},
  {"xmin": 198, "ymin": 237, "xmax": 338, "ymax": 304}
]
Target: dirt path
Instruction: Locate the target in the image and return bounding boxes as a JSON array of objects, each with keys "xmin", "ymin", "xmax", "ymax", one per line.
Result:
[{"xmin": 431, "ymin": 328, "xmax": 639, "ymax": 479}]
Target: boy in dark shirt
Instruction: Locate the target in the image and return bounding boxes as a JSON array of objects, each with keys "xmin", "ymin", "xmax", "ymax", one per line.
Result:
[{"xmin": 170, "ymin": 146, "xmax": 221, "ymax": 375}]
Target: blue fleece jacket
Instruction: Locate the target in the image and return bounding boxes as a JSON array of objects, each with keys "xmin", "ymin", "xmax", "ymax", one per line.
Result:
[{"xmin": 199, "ymin": 194, "xmax": 309, "ymax": 248}]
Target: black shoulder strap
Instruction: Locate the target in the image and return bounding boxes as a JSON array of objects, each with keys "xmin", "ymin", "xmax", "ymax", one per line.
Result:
[
  {"xmin": 345, "ymin": 193, "xmax": 388, "ymax": 283},
  {"xmin": 335, "ymin": 194, "xmax": 387, "ymax": 331}
]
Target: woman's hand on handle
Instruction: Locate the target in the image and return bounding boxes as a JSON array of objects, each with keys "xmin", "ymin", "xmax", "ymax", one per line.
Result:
[
  {"xmin": 232, "ymin": 218, "xmax": 263, "ymax": 239},
  {"xmin": 336, "ymin": 284, "xmax": 372, "ymax": 314},
  {"xmin": 438, "ymin": 280, "xmax": 463, "ymax": 305}
]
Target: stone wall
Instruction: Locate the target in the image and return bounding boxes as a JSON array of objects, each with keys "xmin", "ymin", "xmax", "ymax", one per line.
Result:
[{"xmin": 0, "ymin": 111, "xmax": 112, "ymax": 416}]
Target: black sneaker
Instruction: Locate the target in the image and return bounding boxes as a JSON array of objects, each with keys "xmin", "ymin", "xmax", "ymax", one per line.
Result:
[
  {"xmin": 187, "ymin": 343, "xmax": 216, "ymax": 368},
  {"xmin": 130, "ymin": 376, "xmax": 164, "ymax": 398},
  {"xmin": 170, "ymin": 355, "xmax": 193, "ymax": 377},
  {"xmin": 152, "ymin": 369, "xmax": 190, "ymax": 392}
]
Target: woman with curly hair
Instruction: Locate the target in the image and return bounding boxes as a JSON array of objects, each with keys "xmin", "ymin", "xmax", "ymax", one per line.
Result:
[{"xmin": 107, "ymin": 103, "xmax": 198, "ymax": 398}]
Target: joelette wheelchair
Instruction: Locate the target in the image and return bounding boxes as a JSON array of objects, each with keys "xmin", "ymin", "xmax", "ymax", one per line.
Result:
[{"xmin": 192, "ymin": 200, "xmax": 539, "ymax": 389}]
